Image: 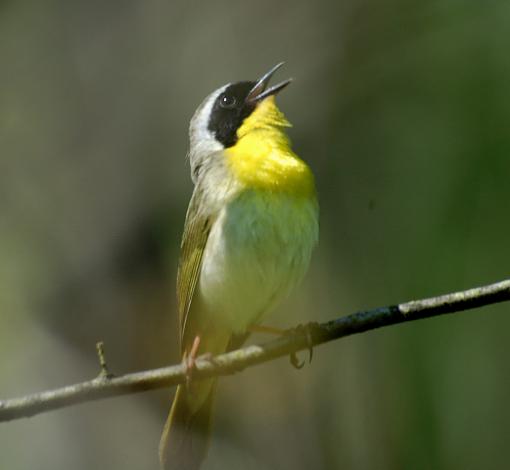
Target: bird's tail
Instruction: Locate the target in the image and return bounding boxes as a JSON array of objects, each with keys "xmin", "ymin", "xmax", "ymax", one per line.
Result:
[{"xmin": 159, "ymin": 380, "xmax": 217, "ymax": 470}]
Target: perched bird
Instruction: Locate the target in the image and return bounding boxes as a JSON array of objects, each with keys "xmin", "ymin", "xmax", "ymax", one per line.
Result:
[{"xmin": 159, "ymin": 63, "xmax": 319, "ymax": 470}]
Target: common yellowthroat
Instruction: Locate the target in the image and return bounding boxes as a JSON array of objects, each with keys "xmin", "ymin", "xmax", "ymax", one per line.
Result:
[{"xmin": 159, "ymin": 63, "xmax": 319, "ymax": 470}]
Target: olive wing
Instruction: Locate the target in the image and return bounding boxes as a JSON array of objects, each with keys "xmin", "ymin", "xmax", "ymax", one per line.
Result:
[{"xmin": 176, "ymin": 187, "xmax": 214, "ymax": 352}]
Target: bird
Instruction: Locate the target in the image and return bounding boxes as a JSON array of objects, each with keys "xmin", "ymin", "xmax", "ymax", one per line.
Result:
[{"xmin": 158, "ymin": 63, "xmax": 319, "ymax": 470}]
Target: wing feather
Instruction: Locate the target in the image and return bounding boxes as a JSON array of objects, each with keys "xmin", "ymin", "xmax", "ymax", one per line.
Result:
[{"xmin": 176, "ymin": 186, "xmax": 214, "ymax": 352}]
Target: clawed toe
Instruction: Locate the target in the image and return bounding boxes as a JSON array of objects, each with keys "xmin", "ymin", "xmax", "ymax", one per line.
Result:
[
  {"xmin": 290, "ymin": 351, "xmax": 305, "ymax": 369},
  {"xmin": 287, "ymin": 322, "xmax": 319, "ymax": 370}
]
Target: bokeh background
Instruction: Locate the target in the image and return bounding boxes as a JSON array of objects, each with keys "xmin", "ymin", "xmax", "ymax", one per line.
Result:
[{"xmin": 1, "ymin": 1, "xmax": 509, "ymax": 469}]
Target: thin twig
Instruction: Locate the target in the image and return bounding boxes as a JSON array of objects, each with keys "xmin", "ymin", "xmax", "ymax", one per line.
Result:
[
  {"xmin": 95, "ymin": 341, "xmax": 114, "ymax": 379},
  {"xmin": 1, "ymin": 278, "xmax": 509, "ymax": 423}
]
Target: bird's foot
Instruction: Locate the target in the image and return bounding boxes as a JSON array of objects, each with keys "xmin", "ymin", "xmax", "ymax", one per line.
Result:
[
  {"xmin": 249, "ymin": 322, "xmax": 319, "ymax": 370},
  {"xmin": 287, "ymin": 322, "xmax": 319, "ymax": 369}
]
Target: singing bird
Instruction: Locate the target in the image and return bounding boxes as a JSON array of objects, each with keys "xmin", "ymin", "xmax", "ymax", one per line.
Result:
[{"xmin": 159, "ymin": 63, "xmax": 319, "ymax": 470}]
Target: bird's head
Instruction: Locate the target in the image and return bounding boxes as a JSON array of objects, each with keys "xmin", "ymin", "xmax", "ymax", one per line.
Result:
[{"xmin": 188, "ymin": 63, "xmax": 292, "ymax": 160}]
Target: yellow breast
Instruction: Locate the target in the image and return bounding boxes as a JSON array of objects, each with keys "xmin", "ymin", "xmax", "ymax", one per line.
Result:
[{"xmin": 224, "ymin": 97, "xmax": 315, "ymax": 198}]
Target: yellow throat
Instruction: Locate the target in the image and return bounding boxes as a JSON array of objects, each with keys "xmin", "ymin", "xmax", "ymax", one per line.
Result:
[{"xmin": 225, "ymin": 97, "xmax": 315, "ymax": 198}]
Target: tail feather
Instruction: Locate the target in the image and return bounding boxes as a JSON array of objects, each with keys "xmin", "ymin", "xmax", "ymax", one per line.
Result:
[{"xmin": 159, "ymin": 382, "xmax": 217, "ymax": 470}]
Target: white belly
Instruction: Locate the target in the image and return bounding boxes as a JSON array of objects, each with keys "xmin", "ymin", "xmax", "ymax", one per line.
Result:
[{"xmin": 198, "ymin": 190, "xmax": 318, "ymax": 334}]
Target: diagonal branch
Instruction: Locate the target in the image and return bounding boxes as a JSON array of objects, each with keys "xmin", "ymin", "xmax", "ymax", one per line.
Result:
[{"xmin": 1, "ymin": 279, "xmax": 509, "ymax": 423}]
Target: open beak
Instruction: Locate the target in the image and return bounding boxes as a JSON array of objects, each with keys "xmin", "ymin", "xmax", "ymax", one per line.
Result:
[{"xmin": 246, "ymin": 62, "xmax": 292, "ymax": 103}]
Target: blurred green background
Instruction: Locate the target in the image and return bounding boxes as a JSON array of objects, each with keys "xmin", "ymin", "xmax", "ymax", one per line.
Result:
[{"xmin": 1, "ymin": 1, "xmax": 509, "ymax": 469}]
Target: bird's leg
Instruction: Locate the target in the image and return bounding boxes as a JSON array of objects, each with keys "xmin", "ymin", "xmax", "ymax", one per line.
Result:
[
  {"xmin": 249, "ymin": 323, "xmax": 317, "ymax": 369},
  {"xmin": 249, "ymin": 324, "xmax": 287, "ymax": 335},
  {"xmin": 184, "ymin": 335, "xmax": 201, "ymax": 387}
]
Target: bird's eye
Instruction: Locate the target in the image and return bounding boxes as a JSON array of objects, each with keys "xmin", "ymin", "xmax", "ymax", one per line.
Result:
[{"xmin": 220, "ymin": 94, "xmax": 236, "ymax": 109}]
